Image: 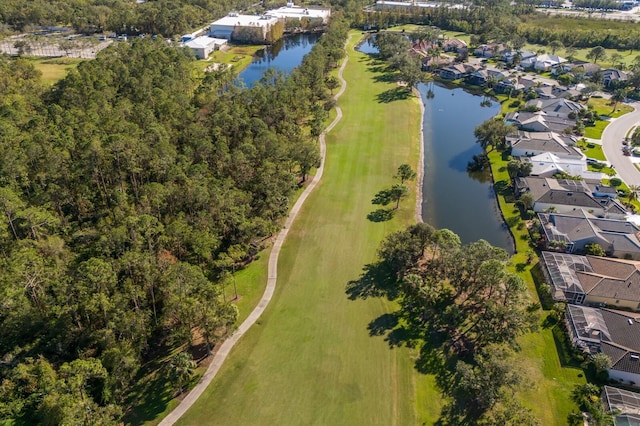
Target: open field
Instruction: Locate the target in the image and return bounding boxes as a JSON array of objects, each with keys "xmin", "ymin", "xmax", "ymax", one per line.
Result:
[
  {"xmin": 176, "ymin": 31, "xmax": 440, "ymax": 425},
  {"xmin": 24, "ymin": 56, "xmax": 83, "ymax": 85}
]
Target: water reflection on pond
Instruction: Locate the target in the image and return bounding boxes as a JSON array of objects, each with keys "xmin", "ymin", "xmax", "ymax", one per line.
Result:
[
  {"xmin": 238, "ymin": 33, "xmax": 320, "ymax": 87},
  {"xmin": 418, "ymin": 82, "xmax": 513, "ymax": 252}
]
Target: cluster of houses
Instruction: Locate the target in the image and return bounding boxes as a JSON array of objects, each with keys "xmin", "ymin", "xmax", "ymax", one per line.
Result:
[
  {"xmin": 181, "ymin": 2, "xmax": 331, "ymax": 59},
  {"xmin": 430, "ymin": 40, "xmax": 629, "ymax": 89},
  {"xmin": 416, "ymin": 38, "xmax": 640, "ymax": 409}
]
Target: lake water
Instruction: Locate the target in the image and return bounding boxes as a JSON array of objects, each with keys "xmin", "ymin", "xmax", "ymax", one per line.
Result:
[
  {"xmin": 417, "ymin": 82, "xmax": 513, "ymax": 251},
  {"xmin": 356, "ymin": 38, "xmax": 512, "ymax": 250},
  {"xmin": 238, "ymin": 33, "xmax": 321, "ymax": 87}
]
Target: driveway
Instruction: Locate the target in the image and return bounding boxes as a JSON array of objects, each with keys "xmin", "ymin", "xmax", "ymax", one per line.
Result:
[{"xmin": 601, "ymin": 102, "xmax": 640, "ymax": 186}]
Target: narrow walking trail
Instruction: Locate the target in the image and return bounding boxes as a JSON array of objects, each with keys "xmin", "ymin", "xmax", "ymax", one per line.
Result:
[{"xmin": 158, "ymin": 37, "xmax": 351, "ymax": 426}]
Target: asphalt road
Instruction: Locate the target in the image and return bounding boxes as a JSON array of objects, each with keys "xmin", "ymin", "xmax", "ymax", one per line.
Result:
[{"xmin": 601, "ymin": 103, "xmax": 640, "ymax": 187}]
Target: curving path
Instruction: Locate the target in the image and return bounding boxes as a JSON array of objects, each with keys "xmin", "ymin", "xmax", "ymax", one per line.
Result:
[
  {"xmin": 601, "ymin": 102, "xmax": 640, "ymax": 187},
  {"xmin": 158, "ymin": 36, "xmax": 351, "ymax": 426}
]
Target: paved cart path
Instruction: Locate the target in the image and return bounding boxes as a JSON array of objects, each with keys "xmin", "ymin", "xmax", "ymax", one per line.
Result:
[{"xmin": 158, "ymin": 36, "xmax": 351, "ymax": 426}]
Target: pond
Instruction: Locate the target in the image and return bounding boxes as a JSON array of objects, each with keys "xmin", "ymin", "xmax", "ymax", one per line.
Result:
[
  {"xmin": 418, "ymin": 82, "xmax": 513, "ymax": 252},
  {"xmin": 238, "ymin": 33, "xmax": 321, "ymax": 87}
]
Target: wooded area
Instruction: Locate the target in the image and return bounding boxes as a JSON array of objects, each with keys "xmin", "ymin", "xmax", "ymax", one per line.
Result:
[{"xmin": 0, "ymin": 17, "xmax": 348, "ymax": 425}]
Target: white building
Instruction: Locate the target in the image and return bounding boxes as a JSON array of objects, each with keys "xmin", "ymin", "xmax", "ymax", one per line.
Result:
[
  {"xmin": 266, "ymin": 2, "xmax": 331, "ymax": 23},
  {"xmin": 210, "ymin": 13, "xmax": 279, "ymax": 41},
  {"xmin": 184, "ymin": 36, "xmax": 227, "ymax": 59}
]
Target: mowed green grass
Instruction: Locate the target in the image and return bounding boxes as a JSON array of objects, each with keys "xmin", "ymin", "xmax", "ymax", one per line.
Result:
[
  {"xmin": 25, "ymin": 57, "xmax": 83, "ymax": 85},
  {"xmin": 488, "ymin": 150, "xmax": 585, "ymax": 425},
  {"xmin": 177, "ymin": 31, "xmax": 440, "ymax": 425}
]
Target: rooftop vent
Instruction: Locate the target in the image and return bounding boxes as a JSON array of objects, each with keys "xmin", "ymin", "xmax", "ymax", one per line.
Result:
[
  {"xmin": 631, "ymin": 354, "xmax": 640, "ymax": 360},
  {"xmin": 630, "ymin": 319, "xmax": 634, "ymax": 325}
]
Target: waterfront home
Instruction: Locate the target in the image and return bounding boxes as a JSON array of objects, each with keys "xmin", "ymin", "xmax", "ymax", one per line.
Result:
[
  {"xmin": 507, "ymin": 131, "xmax": 581, "ymax": 159},
  {"xmin": 603, "ymin": 386, "xmax": 640, "ymax": 422},
  {"xmin": 422, "ymin": 55, "xmax": 452, "ymax": 71},
  {"xmin": 495, "ymin": 76, "xmax": 537, "ymax": 94},
  {"xmin": 525, "ymin": 153, "xmax": 604, "ymax": 181},
  {"xmin": 466, "ymin": 68, "xmax": 509, "ymax": 86},
  {"xmin": 565, "ymin": 304, "xmax": 640, "ymax": 386},
  {"xmin": 504, "ymin": 111, "xmax": 576, "ymax": 133},
  {"xmin": 539, "ymin": 210, "xmax": 640, "ymax": 259},
  {"xmin": 515, "ymin": 176, "xmax": 628, "ymax": 219},
  {"xmin": 544, "ymin": 253, "xmax": 640, "ymax": 308},
  {"xmin": 525, "ymin": 97, "xmax": 584, "ymax": 119},
  {"xmin": 438, "ymin": 63, "xmax": 477, "ymax": 80}
]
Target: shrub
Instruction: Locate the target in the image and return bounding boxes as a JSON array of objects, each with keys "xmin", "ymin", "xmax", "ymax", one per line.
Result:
[{"xmin": 610, "ymin": 177, "xmax": 622, "ymax": 187}]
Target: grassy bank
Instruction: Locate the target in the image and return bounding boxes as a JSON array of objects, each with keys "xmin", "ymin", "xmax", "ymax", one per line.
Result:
[
  {"xmin": 177, "ymin": 31, "xmax": 438, "ymax": 425},
  {"xmin": 488, "ymin": 150, "xmax": 586, "ymax": 424}
]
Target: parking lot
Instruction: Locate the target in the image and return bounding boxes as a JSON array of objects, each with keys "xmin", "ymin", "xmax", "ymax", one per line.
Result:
[{"xmin": 0, "ymin": 33, "xmax": 113, "ymax": 59}]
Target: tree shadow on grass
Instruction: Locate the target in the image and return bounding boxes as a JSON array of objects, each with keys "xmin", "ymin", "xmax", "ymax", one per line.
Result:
[
  {"xmin": 345, "ymin": 261, "xmax": 399, "ymax": 301},
  {"xmin": 376, "ymin": 87, "xmax": 411, "ymax": 103},
  {"xmin": 367, "ymin": 208, "xmax": 395, "ymax": 222}
]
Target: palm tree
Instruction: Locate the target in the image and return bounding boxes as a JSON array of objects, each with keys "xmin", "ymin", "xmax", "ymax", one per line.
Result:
[{"xmin": 610, "ymin": 88, "xmax": 628, "ymax": 113}]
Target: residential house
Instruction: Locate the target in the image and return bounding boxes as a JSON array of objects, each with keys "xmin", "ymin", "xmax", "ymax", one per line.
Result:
[
  {"xmin": 495, "ymin": 76, "xmax": 537, "ymax": 94},
  {"xmin": 521, "ymin": 53, "xmax": 567, "ymax": 71},
  {"xmin": 473, "ymin": 43, "xmax": 507, "ymax": 58},
  {"xmin": 504, "ymin": 111, "xmax": 576, "ymax": 133},
  {"xmin": 525, "ymin": 153, "xmax": 604, "ymax": 180},
  {"xmin": 543, "ymin": 252, "xmax": 640, "ymax": 307},
  {"xmin": 441, "ymin": 38, "xmax": 467, "ymax": 54},
  {"xmin": 422, "ymin": 55, "xmax": 452, "ymax": 71},
  {"xmin": 603, "ymin": 68, "xmax": 629, "ymax": 87},
  {"xmin": 501, "ymin": 49, "xmax": 536, "ymax": 64},
  {"xmin": 539, "ymin": 210, "xmax": 640, "ymax": 259},
  {"xmin": 565, "ymin": 304, "xmax": 640, "ymax": 386},
  {"xmin": 525, "ymin": 97, "xmax": 584, "ymax": 119},
  {"xmin": 556, "ymin": 60, "xmax": 601, "ymax": 77},
  {"xmin": 515, "ymin": 176, "xmax": 628, "ymax": 218},
  {"xmin": 603, "ymin": 386, "xmax": 640, "ymax": 424},
  {"xmin": 438, "ymin": 63, "xmax": 477, "ymax": 80},
  {"xmin": 410, "ymin": 40, "xmax": 438, "ymax": 58},
  {"xmin": 467, "ymin": 68, "xmax": 509, "ymax": 86},
  {"xmin": 507, "ymin": 131, "xmax": 581, "ymax": 159}
]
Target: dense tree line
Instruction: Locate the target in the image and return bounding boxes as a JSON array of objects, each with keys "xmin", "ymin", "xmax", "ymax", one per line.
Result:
[
  {"xmin": 1, "ymin": 0, "xmax": 252, "ymax": 36},
  {"xmin": 0, "ymin": 0, "xmax": 355, "ymax": 37},
  {"xmin": 374, "ymin": 224, "xmax": 539, "ymax": 424},
  {"xmin": 356, "ymin": 3, "xmax": 640, "ymax": 51},
  {"xmin": 0, "ymin": 17, "xmax": 348, "ymax": 424}
]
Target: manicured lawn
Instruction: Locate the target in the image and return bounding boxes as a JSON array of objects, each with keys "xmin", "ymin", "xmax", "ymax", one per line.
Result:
[
  {"xmin": 577, "ymin": 139, "xmax": 607, "ymax": 160},
  {"xmin": 488, "ymin": 150, "xmax": 586, "ymax": 424},
  {"xmin": 177, "ymin": 31, "xmax": 439, "ymax": 425},
  {"xmin": 588, "ymin": 97, "xmax": 633, "ymax": 118},
  {"xmin": 25, "ymin": 56, "xmax": 83, "ymax": 85},
  {"xmin": 191, "ymin": 45, "xmax": 264, "ymax": 77}
]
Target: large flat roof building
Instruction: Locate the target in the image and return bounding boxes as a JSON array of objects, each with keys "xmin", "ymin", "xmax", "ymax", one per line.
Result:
[
  {"xmin": 266, "ymin": 3, "xmax": 331, "ymax": 23},
  {"xmin": 210, "ymin": 14, "xmax": 280, "ymax": 42}
]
